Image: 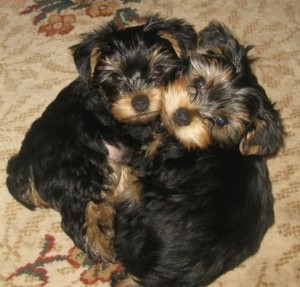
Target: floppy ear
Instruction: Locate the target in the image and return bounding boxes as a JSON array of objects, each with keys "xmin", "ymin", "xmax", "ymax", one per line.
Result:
[
  {"xmin": 198, "ymin": 20, "xmax": 254, "ymax": 73},
  {"xmin": 70, "ymin": 23, "xmax": 116, "ymax": 83},
  {"xmin": 70, "ymin": 38, "xmax": 97, "ymax": 83},
  {"xmin": 239, "ymin": 89, "xmax": 284, "ymax": 156},
  {"xmin": 144, "ymin": 14, "xmax": 198, "ymax": 59}
]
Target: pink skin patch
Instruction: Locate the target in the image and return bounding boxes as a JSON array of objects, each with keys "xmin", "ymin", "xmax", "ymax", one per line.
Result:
[{"xmin": 104, "ymin": 141, "xmax": 133, "ymax": 164}]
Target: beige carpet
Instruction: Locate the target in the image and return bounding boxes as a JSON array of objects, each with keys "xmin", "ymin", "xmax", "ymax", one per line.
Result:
[{"xmin": 0, "ymin": 0, "xmax": 299, "ymax": 286}]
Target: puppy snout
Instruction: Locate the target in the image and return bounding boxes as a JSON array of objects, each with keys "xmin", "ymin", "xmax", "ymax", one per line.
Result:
[
  {"xmin": 132, "ymin": 95, "xmax": 150, "ymax": 112},
  {"xmin": 173, "ymin": 108, "xmax": 192, "ymax": 126}
]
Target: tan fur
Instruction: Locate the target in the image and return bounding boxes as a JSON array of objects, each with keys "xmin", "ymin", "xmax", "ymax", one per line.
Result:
[
  {"xmin": 93, "ymin": 46, "xmax": 177, "ymax": 125},
  {"xmin": 158, "ymin": 31, "xmax": 182, "ymax": 58},
  {"xmin": 101, "ymin": 53, "xmax": 122, "ymax": 71},
  {"xmin": 105, "ymin": 159, "xmax": 141, "ymax": 205},
  {"xmin": 190, "ymin": 54, "xmax": 234, "ymax": 89},
  {"xmin": 174, "ymin": 117, "xmax": 211, "ymax": 150},
  {"xmin": 208, "ymin": 110, "xmax": 250, "ymax": 147},
  {"xmin": 161, "ymin": 77, "xmax": 193, "ymax": 124},
  {"xmin": 161, "ymin": 56, "xmax": 254, "ymax": 150},
  {"xmin": 84, "ymin": 160, "xmax": 141, "ymax": 262},
  {"xmin": 239, "ymin": 119, "xmax": 267, "ymax": 155},
  {"xmin": 111, "ymin": 88, "xmax": 162, "ymax": 123},
  {"xmin": 24, "ymin": 179, "xmax": 55, "ymax": 209},
  {"xmin": 144, "ymin": 133, "xmax": 163, "ymax": 158},
  {"xmin": 161, "ymin": 77, "xmax": 211, "ymax": 149},
  {"xmin": 90, "ymin": 47, "xmax": 101, "ymax": 78},
  {"xmin": 148, "ymin": 46, "xmax": 181, "ymax": 76},
  {"xmin": 84, "ymin": 201, "xmax": 116, "ymax": 262},
  {"xmin": 240, "ymin": 144, "xmax": 261, "ymax": 155}
]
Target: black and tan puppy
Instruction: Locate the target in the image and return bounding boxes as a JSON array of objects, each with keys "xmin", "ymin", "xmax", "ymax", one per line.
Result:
[
  {"xmin": 6, "ymin": 15, "xmax": 197, "ymax": 262},
  {"xmin": 111, "ymin": 21, "xmax": 284, "ymax": 286}
]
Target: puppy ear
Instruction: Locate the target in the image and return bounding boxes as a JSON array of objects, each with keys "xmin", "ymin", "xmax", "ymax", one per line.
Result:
[
  {"xmin": 144, "ymin": 14, "xmax": 197, "ymax": 59},
  {"xmin": 239, "ymin": 88, "xmax": 284, "ymax": 156},
  {"xmin": 198, "ymin": 20, "xmax": 253, "ymax": 73},
  {"xmin": 70, "ymin": 39, "xmax": 97, "ymax": 83},
  {"xmin": 70, "ymin": 24, "xmax": 116, "ymax": 83}
]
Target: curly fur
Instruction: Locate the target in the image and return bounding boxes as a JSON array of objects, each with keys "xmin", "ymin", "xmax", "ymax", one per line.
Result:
[
  {"xmin": 6, "ymin": 14, "xmax": 197, "ymax": 262},
  {"xmin": 111, "ymin": 21, "xmax": 284, "ymax": 286}
]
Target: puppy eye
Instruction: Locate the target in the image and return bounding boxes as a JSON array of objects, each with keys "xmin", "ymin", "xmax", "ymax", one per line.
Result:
[
  {"xmin": 111, "ymin": 73, "xmax": 123, "ymax": 83},
  {"xmin": 215, "ymin": 117, "xmax": 228, "ymax": 127},
  {"xmin": 194, "ymin": 76, "xmax": 206, "ymax": 90},
  {"xmin": 153, "ymin": 65, "xmax": 165, "ymax": 78}
]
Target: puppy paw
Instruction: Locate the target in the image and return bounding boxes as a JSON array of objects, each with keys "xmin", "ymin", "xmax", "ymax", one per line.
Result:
[{"xmin": 84, "ymin": 201, "xmax": 116, "ymax": 262}]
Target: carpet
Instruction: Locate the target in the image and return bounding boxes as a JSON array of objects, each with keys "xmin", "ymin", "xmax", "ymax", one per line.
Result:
[{"xmin": 0, "ymin": 0, "xmax": 299, "ymax": 286}]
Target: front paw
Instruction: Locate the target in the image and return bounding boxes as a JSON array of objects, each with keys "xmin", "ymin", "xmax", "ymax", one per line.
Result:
[{"xmin": 84, "ymin": 201, "xmax": 116, "ymax": 263}]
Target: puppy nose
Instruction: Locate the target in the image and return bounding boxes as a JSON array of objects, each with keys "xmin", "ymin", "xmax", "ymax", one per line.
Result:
[
  {"xmin": 173, "ymin": 108, "xmax": 192, "ymax": 126},
  {"xmin": 132, "ymin": 95, "xmax": 150, "ymax": 112}
]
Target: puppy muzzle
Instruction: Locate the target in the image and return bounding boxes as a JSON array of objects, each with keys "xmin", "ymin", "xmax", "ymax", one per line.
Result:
[
  {"xmin": 131, "ymin": 94, "xmax": 150, "ymax": 112},
  {"xmin": 173, "ymin": 107, "xmax": 192, "ymax": 126}
]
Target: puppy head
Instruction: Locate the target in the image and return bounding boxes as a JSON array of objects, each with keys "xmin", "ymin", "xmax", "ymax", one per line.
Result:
[
  {"xmin": 70, "ymin": 14, "xmax": 197, "ymax": 124},
  {"xmin": 162, "ymin": 21, "xmax": 284, "ymax": 155},
  {"xmin": 162, "ymin": 55, "xmax": 243, "ymax": 151}
]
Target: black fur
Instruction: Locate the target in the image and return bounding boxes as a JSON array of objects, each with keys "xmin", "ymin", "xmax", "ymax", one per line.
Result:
[
  {"xmin": 197, "ymin": 21, "xmax": 284, "ymax": 155},
  {"xmin": 112, "ymin": 21, "xmax": 284, "ymax": 286},
  {"xmin": 6, "ymin": 15, "xmax": 197, "ymax": 261},
  {"xmin": 114, "ymin": 142, "xmax": 275, "ymax": 287}
]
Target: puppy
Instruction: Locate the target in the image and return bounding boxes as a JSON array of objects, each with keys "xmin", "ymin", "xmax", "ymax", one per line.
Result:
[
  {"xmin": 111, "ymin": 21, "xmax": 284, "ymax": 286},
  {"xmin": 6, "ymin": 15, "xmax": 197, "ymax": 262}
]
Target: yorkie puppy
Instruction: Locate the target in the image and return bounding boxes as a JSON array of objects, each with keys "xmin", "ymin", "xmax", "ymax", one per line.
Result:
[
  {"xmin": 111, "ymin": 21, "xmax": 284, "ymax": 286},
  {"xmin": 6, "ymin": 15, "xmax": 197, "ymax": 262}
]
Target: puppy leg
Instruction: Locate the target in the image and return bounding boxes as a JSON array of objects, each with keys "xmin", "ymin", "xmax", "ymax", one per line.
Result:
[
  {"xmin": 22, "ymin": 178, "xmax": 54, "ymax": 209},
  {"xmin": 84, "ymin": 160, "xmax": 141, "ymax": 262},
  {"xmin": 84, "ymin": 200, "xmax": 116, "ymax": 262},
  {"xmin": 6, "ymin": 158, "xmax": 57, "ymax": 210}
]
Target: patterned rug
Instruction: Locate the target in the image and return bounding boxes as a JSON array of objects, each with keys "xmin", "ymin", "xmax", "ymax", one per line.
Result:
[{"xmin": 0, "ymin": 0, "xmax": 299, "ymax": 286}]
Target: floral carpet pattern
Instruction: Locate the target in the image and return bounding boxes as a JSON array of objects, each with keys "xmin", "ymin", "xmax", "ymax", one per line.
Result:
[
  {"xmin": 0, "ymin": 0, "xmax": 300, "ymax": 286},
  {"xmin": 20, "ymin": 0, "xmax": 145, "ymax": 36},
  {"xmin": 7, "ymin": 234, "xmax": 122, "ymax": 286}
]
